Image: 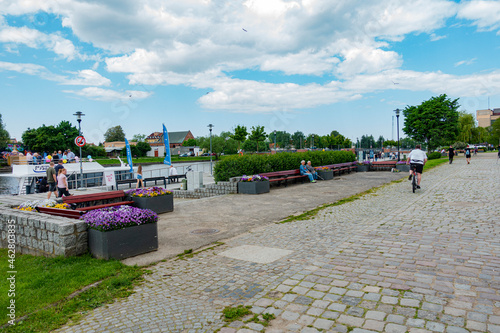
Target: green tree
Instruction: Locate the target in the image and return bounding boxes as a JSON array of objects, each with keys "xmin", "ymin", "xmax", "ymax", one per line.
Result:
[
  {"xmin": 230, "ymin": 125, "xmax": 248, "ymax": 150},
  {"xmin": 248, "ymin": 126, "xmax": 267, "ymax": 152},
  {"xmin": 489, "ymin": 118, "xmax": 500, "ymax": 146},
  {"xmin": 104, "ymin": 125, "xmax": 126, "ymax": 142},
  {"xmin": 0, "ymin": 114, "xmax": 9, "ymax": 150},
  {"xmin": 457, "ymin": 111, "xmax": 475, "ymax": 143},
  {"xmin": 131, "ymin": 134, "xmax": 146, "ymax": 142},
  {"xmin": 242, "ymin": 140, "xmax": 269, "ymax": 152},
  {"xmin": 376, "ymin": 135, "xmax": 385, "ymax": 148},
  {"xmin": 135, "ymin": 141, "xmax": 152, "ymax": 157},
  {"xmin": 403, "ymin": 94, "xmax": 460, "ymax": 152},
  {"xmin": 384, "ymin": 140, "xmax": 397, "ymax": 147},
  {"xmin": 291, "ymin": 131, "xmax": 305, "ymax": 149},
  {"xmin": 360, "ymin": 135, "xmax": 375, "ymax": 148},
  {"xmin": 21, "ymin": 121, "xmax": 79, "ymax": 153},
  {"xmin": 82, "ymin": 145, "xmax": 106, "ymax": 158},
  {"xmin": 182, "ymin": 138, "xmax": 198, "ymax": 146}
]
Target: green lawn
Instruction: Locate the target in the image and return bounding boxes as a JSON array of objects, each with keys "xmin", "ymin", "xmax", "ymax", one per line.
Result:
[
  {"xmin": 0, "ymin": 249, "xmax": 146, "ymax": 332},
  {"xmin": 424, "ymin": 157, "xmax": 448, "ymax": 170},
  {"xmin": 95, "ymin": 155, "xmax": 225, "ymax": 165}
]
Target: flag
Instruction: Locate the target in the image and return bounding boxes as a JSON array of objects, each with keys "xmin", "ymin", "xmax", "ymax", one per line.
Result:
[
  {"xmin": 163, "ymin": 124, "xmax": 171, "ymax": 166},
  {"xmin": 125, "ymin": 138, "xmax": 133, "ymax": 173}
]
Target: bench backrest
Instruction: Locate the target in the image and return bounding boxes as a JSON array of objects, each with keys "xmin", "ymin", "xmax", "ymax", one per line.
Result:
[
  {"xmin": 261, "ymin": 169, "xmax": 302, "ymax": 177},
  {"xmin": 63, "ymin": 190, "xmax": 126, "ymax": 204}
]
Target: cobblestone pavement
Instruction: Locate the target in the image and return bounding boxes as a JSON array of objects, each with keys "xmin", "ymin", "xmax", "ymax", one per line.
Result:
[{"xmin": 57, "ymin": 155, "xmax": 500, "ymax": 333}]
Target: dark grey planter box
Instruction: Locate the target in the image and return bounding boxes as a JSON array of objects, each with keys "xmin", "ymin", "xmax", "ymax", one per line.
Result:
[
  {"xmin": 88, "ymin": 223, "xmax": 158, "ymax": 260},
  {"xmin": 131, "ymin": 195, "xmax": 173, "ymax": 214},
  {"xmin": 317, "ymin": 170, "xmax": 334, "ymax": 180},
  {"xmin": 238, "ymin": 181, "xmax": 270, "ymax": 194},
  {"xmin": 396, "ymin": 164, "xmax": 410, "ymax": 172},
  {"xmin": 357, "ymin": 165, "xmax": 370, "ymax": 172}
]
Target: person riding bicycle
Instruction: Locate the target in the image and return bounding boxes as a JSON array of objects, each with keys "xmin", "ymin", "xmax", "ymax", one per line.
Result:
[{"xmin": 407, "ymin": 144, "xmax": 427, "ymax": 189}]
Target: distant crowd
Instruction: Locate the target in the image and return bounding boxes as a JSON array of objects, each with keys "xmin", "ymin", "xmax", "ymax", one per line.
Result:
[{"xmin": 11, "ymin": 149, "xmax": 80, "ymax": 165}]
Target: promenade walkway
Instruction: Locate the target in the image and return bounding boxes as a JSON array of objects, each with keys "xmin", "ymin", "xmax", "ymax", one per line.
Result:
[{"xmin": 58, "ymin": 154, "xmax": 499, "ymax": 333}]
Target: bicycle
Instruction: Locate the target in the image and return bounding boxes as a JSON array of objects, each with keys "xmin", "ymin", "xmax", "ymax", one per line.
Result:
[{"xmin": 411, "ymin": 164, "xmax": 418, "ymax": 193}]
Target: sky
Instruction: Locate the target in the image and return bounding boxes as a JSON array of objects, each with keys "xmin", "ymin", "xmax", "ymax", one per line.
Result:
[{"xmin": 1, "ymin": 0, "xmax": 500, "ymax": 145}]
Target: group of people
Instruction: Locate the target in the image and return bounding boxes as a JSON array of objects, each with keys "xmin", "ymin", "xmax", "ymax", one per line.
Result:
[
  {"xmin": 447, "ymin": 145, "xmax": 478, "ymax": 165},
  {"xmin": 23, "ymin": 149, "xmax": 78, "ymax": 164},
  {"xmin": 44, "ymin": 160, "xmax": 71, "ymax": 199},
  {"xmin": 299, "ymin": 160, "xmax": 319, "ymax": 183}
]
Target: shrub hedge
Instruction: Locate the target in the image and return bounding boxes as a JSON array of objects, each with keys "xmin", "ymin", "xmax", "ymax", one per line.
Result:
[
  {"xmin": 428, "ymin": 152, "xmax": 442, "ymax": 160},
  {"xmin": 213, "ymin": 151, "xmax": 356, "ymax": 182}
]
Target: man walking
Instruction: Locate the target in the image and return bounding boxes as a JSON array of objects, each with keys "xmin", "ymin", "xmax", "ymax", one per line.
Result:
[
  {"xmin": 448, "ymin": 145, "xmax": 455, "ymax": 164},
  {"xmin": 46, "ymin": 162, "xmax": 58, "ymax": 199}
]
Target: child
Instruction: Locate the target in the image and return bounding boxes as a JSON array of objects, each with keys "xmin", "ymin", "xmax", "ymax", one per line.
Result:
[
  {"xmin": 136, "ymin": 165, "xmax": 144, "ymax": 188},
  {"xmin": 57, "ymin": 168, "xmax": 71, "ymax": 197}
]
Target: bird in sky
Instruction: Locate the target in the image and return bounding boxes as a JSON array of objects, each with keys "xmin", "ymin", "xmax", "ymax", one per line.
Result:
[
  {"xmin": 392, "ymin": 81, "xmax": 399, "ymax": 85},
  {"xmin": 242, "ymin": 28, "xmax": 247, "ymax": 32}
]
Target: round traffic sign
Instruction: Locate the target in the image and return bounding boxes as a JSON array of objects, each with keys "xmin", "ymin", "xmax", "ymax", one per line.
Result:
[{"xmin": 75, "ymin": 136, "xmax": 86, "ymax": 147}]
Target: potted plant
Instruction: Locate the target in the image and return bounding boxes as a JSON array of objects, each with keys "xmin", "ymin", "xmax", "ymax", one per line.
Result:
[
  {"xmin": 126, "ymin": 186, "xmax": 173, "ymax": 214},
  {"xmin": 82, "ymin": 205, "xmax": 158, "ymax": 260},
  {"xmin": 315, "ymin": 166, "xmax": 334, "ymax": 180},
  {"xmin": 357, "ymin": 161, "xmax": 370, "ymax": 172},
  {"xmin": 238, "ymin": 174, "xmax": 270, "ymax": 194},
  {"xmin": 395, "ymin": 161, "xmax": 410, "ymax": 172}
]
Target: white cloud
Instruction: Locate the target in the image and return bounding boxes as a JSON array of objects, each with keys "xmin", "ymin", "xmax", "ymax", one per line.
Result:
[
  {"xmin": 457, "ymin": 0, "xmax": 500, "ymax": 33},
  {"xmin": 430, "ymin": 33, "xmax": 446, "ymax": 41},
  {"xmin": 454, "ymin": 58, "xmax": 477, "ymax": 67},
  {"xmin": 0, "ymin": 26, "xmax": 76, "ymax": 59},
  {"xmin": 63, "ymin": 87, "xmax": 153, "ymax": 102},
  {"xmin": 61, "ymin": 70, "xmax": 111, "ymax": 86}
]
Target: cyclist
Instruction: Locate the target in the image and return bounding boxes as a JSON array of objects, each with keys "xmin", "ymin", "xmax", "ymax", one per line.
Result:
[{"xmin": 407, "ymin": 144, "xmax": 427, "ymax": 189}]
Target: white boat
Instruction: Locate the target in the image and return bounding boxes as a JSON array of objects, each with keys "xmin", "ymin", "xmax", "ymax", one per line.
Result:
[{"xmin": 2, "ymin": 158, "xmax": 132, "ymax": 195}]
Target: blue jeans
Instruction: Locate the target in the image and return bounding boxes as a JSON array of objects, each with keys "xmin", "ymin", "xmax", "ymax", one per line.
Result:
[{"xmin": 302, "ymin": 172, "xmax": 314, "ymax": 182}]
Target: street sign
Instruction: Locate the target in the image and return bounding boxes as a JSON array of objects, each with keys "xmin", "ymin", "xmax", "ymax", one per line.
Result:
[{"xmin": 75, "ymin": 136, "xmax": 86, "ymax": 147}]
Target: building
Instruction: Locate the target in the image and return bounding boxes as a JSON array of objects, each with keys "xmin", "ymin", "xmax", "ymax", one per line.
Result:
[
  {"xmin": 477, "ymin": 108, "xmax": 500, "ymax": 128},
  {"xmin": 146, "ymin": 131, "xmax": 195, "ymax": 148},
  {"xmin": 103, "ymin": 141, "xmax": 137, "ymax": 157}
]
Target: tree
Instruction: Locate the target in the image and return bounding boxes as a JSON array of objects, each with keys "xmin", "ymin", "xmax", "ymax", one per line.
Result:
[
  {"xmin": 384, "ymin": 140, "xmax": 397, "ymax": 147},
  {"xmin": 0, "ymin": 113, "xmax": 9, "ymax": 150},
  {"xmin": 131, "ymin": 134, "xmax": 146, "ymax": 142},
  {"xmin": 135, "ymin": 141, "xmax": 151, "ymax": 157},
  {"xmin": 242, "ymin": 140, "xmax": 269, "ymax": 152},
  {"xmin": 82, "ymin": 145, "xmax": 106, "ymax": 158},
  {"xmin": 360, "ymin": 135, "xmax": 375, "ymax": 148},
  {"xmin": 248, "ymin": 126, "xmax": 267, "ymax": 152},
  {"xmin": 403, "ymin": 94, "xmax": 460, "ymax": 152},
  {"xmin": 22, "ymin": 121, "xmax": 80, "ymax": 153},
  {"xmin": 291, "ymin": 131, "xmax": 305, "ymax": 149},
  {"xmin": 376, "ymin": 136, "xmax": 385, "ymax": 148},
  {"xmin": 182, "ymin": 138, "xmax": 198, "ymax": 146},
  {"xmin": 104, "ymin": 125, "xmax": 126, "ymax": 142},
  {"xmin": 199, "ymin": 134, "xmax": 238, "ymax": 158},
  {"xmin": 457, "ymin": 112, "xmax": 475, "ymax": 143},
  {"xmin": 489, "ymin": 118, "xmax": 500, "ymax": 146},
  {"xmin": 229, "ymin": 125, "xmax": 248, "ymax": 151}
]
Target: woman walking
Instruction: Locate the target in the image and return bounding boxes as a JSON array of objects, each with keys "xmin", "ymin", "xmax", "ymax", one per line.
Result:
[
  {"xmin": 57, "ymin": 168, "xmax": 71, "ymax": 197},
  {"xmin": 136, "ymin": 165, "xmax": 144, "ymax": 188}
]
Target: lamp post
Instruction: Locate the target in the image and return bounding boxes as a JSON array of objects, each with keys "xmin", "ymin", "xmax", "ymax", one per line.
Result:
[
  {"xmin": 394, "ymin": 108, "xmax": 401, "ymax": 161},
  {"xmin": 274, "ymin": 130, "xmax": 277, "ymax": 153},
  {"xmin": 73, "ymin": 111, "xmax": 85, "ymax": 189},
  {"xmin": 312, "ymin": 134, "xmax": 315, "ymax": 149},
  {"xmin": 357, "ymin": 137, "xmax": 359, "ymax": 150},
  {"xmin": 208, "ymin": 124, "xmax": 214, "ymax": 175}
]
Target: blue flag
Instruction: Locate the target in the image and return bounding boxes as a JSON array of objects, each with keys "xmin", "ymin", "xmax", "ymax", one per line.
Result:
[
  {"xmin": 163, "ymin": 124, "xmax": 171, "ymax": 166},
  {"xmin": 125, "ymin": 138, "xmax": 133, "ymax": 173}
]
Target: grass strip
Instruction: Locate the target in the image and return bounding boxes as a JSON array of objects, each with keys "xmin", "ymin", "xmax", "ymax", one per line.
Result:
[
  {"xmin": 0, "ymin": 250, "xmax": 147, "ymax": 332},
  {"xmin": 423, "ymin": 157, "xmax": 448, "ymax": 170}
]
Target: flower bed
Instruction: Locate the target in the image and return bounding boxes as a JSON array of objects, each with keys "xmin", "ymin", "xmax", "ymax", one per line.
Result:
[
  {"xmin": 126, "ymin": 187, "xmax": 174, "ymax": 214},
  {"xmin": 126, "ymin": 186, "xmax": 171, "ymax": 197},
  {"xmin": 238, "ymin": 175, "xmax": 270, "ymax": 194},
  {"xmin": 239, "ymin": 174, "xmax": 269, "ymax": 182},
  {"xmin": 81, "ymin": 205, "xmax": 158, "ymax": 232},
  {"xmin": 15, "ymin": 199, "xmax": 70, "ymax": 212}
]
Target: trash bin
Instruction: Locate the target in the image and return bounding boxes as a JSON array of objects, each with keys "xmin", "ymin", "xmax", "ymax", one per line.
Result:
[
  {"xmin": 25, "ymin": 185, "xmax": 32, "ymax": 194},
  {"xmin": 181, "ymin": 179, "xmax": 187, "ymax": 190}
]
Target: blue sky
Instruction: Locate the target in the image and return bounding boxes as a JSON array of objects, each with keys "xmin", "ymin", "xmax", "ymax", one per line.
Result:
[{"xmin": 1, "ymin": 0, "xmax": 499, "ymax": 145}]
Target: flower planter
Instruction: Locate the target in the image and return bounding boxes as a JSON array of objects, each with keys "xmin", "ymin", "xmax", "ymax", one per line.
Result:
[
  {"xmin": 238, "ymin": 181, "xmax": 270, "ymax": 194},
  {"xmin": 131, "ymin": 195, "xmax": 173, "ymax": 214},
  {"xmin": 88, "ymin": 223, "xmax": 158, "ymax": 260},
  {"xmin": 357, "ymin": 165, "xmax": 370, "ymax": 172},
  {"xmin": 317, "ymin": 170, "xmax": 334, "ymax": 180},
  {"xmin": 396, "ymin": 164, "xmax": 410, "ymax": 172}
]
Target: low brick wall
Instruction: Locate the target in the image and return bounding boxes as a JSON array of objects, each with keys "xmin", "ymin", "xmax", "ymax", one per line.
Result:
[
  {"xmin": 172, "ymin": 181, "xmax": 237, "ymax": 199},
  {"xmin": 0, "ymin": 205, "xmax": 87, "ymax": 257}
]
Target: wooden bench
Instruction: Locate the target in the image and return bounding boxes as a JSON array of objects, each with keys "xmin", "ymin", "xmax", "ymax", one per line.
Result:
[
  {"xmin": 322, "ymin": 162, "xmax": 357, "ymax": 176},
  {"xmin": 260, "ymin": 169, "xmax": 309, "ymax": 187},
  {"xmin": 370, "ymin": 161, "xmax": 397, "ymax": 171},
  {"xmin": 143, "ymin": 176, "xmax": 167, "ymax": 187},
  {"xmin": 63, "ymin": 190, "xmax": 134, "ymax": 211},
  {"xmin": 35, "ymin": 206, "xmax": 83, "ymax": 219},
  {"xmin": 168, "ymin": 174, "xmax": 187, "ymax": 183}
]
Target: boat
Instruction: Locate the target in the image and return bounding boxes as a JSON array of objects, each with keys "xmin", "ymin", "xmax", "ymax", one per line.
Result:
[{"xmin": 1, "ymin": 157, "xmax": 132, "ymax": 195}]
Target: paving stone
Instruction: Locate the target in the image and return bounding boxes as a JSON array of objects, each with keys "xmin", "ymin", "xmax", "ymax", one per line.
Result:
[
  {"xmin": 425, "ymin": 321, "xmax": 445, "ymax": 332},
  {"xmin": 321, "ymin": 310, "xmax": 340, "ymax": 320},
  {"xmin": 407, "ymin": 318, "xmax": 425, "ymax": 328},
  {"xmin": 328, "ymin": 303, "xmax": 347, "ymax": 312},
  {"xmin": 381, "ymin": 296, "xmax": 398, "ymax": 305},
  {"xmin": 363, "ymin": 293, "xmax": 382, "ymax": 302},
  {"xmin": 281, "ymin": 311, "xmax": 300, "ymax": 321},
  {"xmin": 365, "ymin": 311, "xmax": 386, "ymax": 321},
  {"xmin": 295, "ymin": 296, "xmax": 314, "ymax": 305},
  {"xmin": 467, "ymin": 311, "xmax": 487, "ymax": 322},
  {"xmin": 330, "ymin": 287, "xmax": 347, "ymax": 295},
  {"xmin": 466, "ymin": 320, "xmax": 487, "ymax": 331},
  {"xmin": 313, "ymin": 318, "xmax": 333, "ymax": 330},
  {"xmin": 439, "ymin": 314, "xmax": 464, "ymax": 327},
  {"xmin": 337, "ymin": 314, "xmax": 364, "ymax": 327},
  {"xmin": 445, "ymin": 327, "xmax": 469, "ymax": 333},
  {"xmin": 386, "ymin": 314, "xmax": 405, "ymax": 325},
  {"xmin": 346, "ymin": 307, "xmax": 365, "ymax": 317},
  {"xmin": 362, "ymin": 319, "xmax": 385, "ymax": 331},
  {"xmin": 297, "ymin": 314, "xmax": 315, "ymax": 326},
  {"xmin": 385, "ymin": 323, "xmax": 407, "ymax": 333},
  {"xmin": 400, "ymin": 298, "xmax": 420, "ymax": 307}
]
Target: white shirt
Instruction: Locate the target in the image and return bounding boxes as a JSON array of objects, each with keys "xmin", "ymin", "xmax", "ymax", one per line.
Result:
[
  {"xmin": 408, "ymin": 149, "xmax": 427, "ymax": 165},
  {"xmin": 169, "ymin": 167, "xmax": 178, "ymax": 176}
]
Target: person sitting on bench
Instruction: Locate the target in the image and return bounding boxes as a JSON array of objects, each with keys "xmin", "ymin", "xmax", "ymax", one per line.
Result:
[
  {"xmin": 306, "ymin": 161, "xmax": 319, "ymax": 180},
  {"xmin": 300, "ymin": 160, "xmax": 316, "ymax": 183}
]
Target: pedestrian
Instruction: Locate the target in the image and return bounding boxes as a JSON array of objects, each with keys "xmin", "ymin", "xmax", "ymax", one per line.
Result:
[
  {"xmin": 67, "ymin": 149, "xmax": 75, "ymax": 163},
  {"xmin": 54, "ymin": 160, "xmax": 64, "ymax": 176},
  {"xmin": 57, "ymin": 168, "xmax": 71, "ymax": 197},
  {"xmin": 448, "ymin": 145, "xmax": 455, "ymax": 164},
  {"xmin": 52, "ymin": 151, "xmax": 59, "ymax": 163},
  {"xmin": 136, "ymin": 165, "xmax": 144, "ymax": 188},
  {"xmin": 26, "ymin": 151, "xmax": 33, "ymax": 164},
  {"xmin": 46, "ymin": 162, "xmax": 58, "ymax": 199},
  {"xmin": 474, "ymin": 146, "xmax": 478, "ymax": 155},
  {"xmin": 465, "ymin": 145, "xmax": 472, "ymax": 164}
]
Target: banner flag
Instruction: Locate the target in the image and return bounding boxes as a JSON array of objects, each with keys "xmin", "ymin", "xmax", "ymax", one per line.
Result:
[
  {"xmin": 125, "ymin": 138, "xmax": 133, "ymax": 173},
  {"xmin": 163, "ymin": 124, "xmax": 171, "ymax": 166}
]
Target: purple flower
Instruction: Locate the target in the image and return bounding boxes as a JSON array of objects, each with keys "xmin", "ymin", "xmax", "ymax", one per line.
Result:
[
  {"xmin": 126, "ymin": 186, "xmax": 172, "ymax": 197},
  {"xmin": 81, "ymin": 205, "xmax": 158, "ymax": 232},
  {"xmin": 239, "ymin": 174, "xmax": 269, "ymax": 182}
]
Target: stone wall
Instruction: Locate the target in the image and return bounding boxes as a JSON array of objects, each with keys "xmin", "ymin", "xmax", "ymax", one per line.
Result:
[
  {"xmin": 0, "ymin": 205, "xmax": 87, "ymax": 257},
  {"xmin": 172, "ymin": 181, "xmax": 237, "ymax": 199}
]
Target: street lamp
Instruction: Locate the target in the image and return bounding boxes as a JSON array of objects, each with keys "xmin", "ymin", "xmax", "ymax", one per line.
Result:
[
  {"xmin": 208, "ymin": 124, "xmax": 214, "ymax": 175},
  {"xmin": 312, "ymin": 134, "xmax": 315, "ymax": 149},
  {"xmin": 394, "ymin": 108, "xmax": 401, "ymax": 161},
  {"xmin": 273, "ymin": 130, "xmax": 277, "ymax": 153},
  {"xmin": 73, "ymin": 111, "xmax": 85, "ymax": 189}
]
